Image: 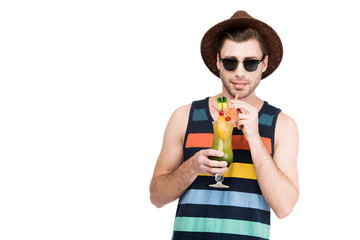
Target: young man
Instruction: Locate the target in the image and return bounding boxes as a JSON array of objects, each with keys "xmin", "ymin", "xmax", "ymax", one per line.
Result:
[{"xmin": 150, "ymin": 11, "xmax": 299, "ymax": 240}]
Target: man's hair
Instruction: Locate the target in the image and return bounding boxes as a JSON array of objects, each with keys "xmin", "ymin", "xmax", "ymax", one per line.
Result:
[{"xmin": 216, "ymin": 28, "xmax": 269, "ymax": 56}]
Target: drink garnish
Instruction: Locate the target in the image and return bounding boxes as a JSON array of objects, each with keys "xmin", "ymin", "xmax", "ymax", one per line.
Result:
[
  {"xmin": 213, "ymin": 96, "xmax": 238, "ymax": 122},
  {"xmin": 217, "ymin": 96, "xmax": 227, "ymax": 111},
  {"xmin": 213, "ymin": 96, "xmax": 236, "ymax": 141}
]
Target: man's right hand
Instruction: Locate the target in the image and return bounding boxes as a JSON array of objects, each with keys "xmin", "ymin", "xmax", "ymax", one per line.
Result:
[
  {"xmin": 150, "ymin": 105, "xmax": 229, "ymax": 208},
  {"xmin": 190, "ymin": 149, "xmax": 228, "ymax": 175}
]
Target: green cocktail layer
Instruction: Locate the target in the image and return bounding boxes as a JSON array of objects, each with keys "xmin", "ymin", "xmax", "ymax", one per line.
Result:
[{"xmin": 209, "ymin": 121, "xmax": 233, "ymax": 167}]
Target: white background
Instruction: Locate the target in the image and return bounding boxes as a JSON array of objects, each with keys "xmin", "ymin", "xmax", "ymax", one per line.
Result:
[{"xmin": 1, "ymin": 0, "xmax": 359, "ymax": 239}]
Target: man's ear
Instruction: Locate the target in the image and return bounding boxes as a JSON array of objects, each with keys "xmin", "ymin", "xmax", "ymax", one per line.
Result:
[
  {"xmin": 262, "ymin": 55, "xmax": 269, "ymax": 73},
  {"xmin": 216, "ymin": 53, "xmax": 220, "ymax": 70}
]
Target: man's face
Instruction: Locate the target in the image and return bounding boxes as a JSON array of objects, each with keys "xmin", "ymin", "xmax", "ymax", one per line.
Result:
[{"xmin": 216, "ymin": 39, "xmax": 268, "ymax": 99}]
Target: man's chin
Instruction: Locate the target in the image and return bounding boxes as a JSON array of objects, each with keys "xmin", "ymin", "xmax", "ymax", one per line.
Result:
[{"xmin": 230, "ymin": 90, "xmax": 250, "ymax": 99}]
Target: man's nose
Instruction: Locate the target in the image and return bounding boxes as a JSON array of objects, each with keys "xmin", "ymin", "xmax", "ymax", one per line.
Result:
[{"xmin": 235, "ymin": 63, "xmax": 247, "ymax": 77}]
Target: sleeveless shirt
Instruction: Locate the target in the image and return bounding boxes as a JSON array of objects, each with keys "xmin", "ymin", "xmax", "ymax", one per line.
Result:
[{"xmin": 172, "ymin": 97, "xmax": 281, "ymax": 240}]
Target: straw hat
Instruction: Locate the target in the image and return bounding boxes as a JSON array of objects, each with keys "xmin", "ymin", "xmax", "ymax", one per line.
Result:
[{"xmin": 201, "ymin": 10, "xmax": 283, "ymax": 80}]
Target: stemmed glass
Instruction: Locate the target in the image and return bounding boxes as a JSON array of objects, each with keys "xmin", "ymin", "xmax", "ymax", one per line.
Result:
[{"xmin": 209, "ymin": 120, "xmax": 234, "ymax": 188}]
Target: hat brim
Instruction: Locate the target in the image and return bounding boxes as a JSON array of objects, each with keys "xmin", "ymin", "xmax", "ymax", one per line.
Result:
[{"xmin": 201, "ymin": 16, "xmax": 283, "ymax": 80}]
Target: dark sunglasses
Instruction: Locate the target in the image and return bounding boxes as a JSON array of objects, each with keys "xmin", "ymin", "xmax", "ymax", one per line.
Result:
[{"xmin": 219, "ymin": 54, "xmax": 266, "ymax": 72}]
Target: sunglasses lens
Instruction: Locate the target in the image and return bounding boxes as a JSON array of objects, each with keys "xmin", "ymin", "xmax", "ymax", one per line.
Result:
[
  {"xmin": 243, "ymin": 60, "xmax": 259, "ymax": 72},
  {"xmin": 222, "ymin": 59, "xmax": 238, "ymax": 71}
]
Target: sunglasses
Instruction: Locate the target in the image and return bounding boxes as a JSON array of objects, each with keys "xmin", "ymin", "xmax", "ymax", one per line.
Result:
[{"xmin": 219, "ymin": 54, "xmax": 266, "ymax": 72}]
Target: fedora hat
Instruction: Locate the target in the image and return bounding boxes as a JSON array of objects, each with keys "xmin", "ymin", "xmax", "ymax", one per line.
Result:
[{"xmin": 201, "ymin": 10, "xmax": 283, "ymax": 80}]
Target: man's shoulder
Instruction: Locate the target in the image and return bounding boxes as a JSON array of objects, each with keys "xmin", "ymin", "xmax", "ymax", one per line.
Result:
[
  {"xmin": 167, "ymin": 103, "xmax": 192, "ymax": 132},
  {"xmin": 275, "ymin": 111, "xmax": 298, "ymax": 144},
  {"xmin": 169, "ymin": 97, "xmax": 210, "ymax": 130},
  {"xmin": 172, "ymin": 103, "xmax": 191, "ymax": 119},
  {"xmin": 172, "ymin": 97, "xmax": 208, "ymax": 119},
  {"xmin": 277, "ymin": 111, "xmax": 297, "ymax": 129},
  {"xmin": 273, "ymin": 111, "xmax": 299, "ymax": 155}
]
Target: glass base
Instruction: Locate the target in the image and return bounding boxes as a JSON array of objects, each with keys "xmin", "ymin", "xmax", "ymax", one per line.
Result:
[
  {"xmin": 209, "ymin": 182, "xmax": 229, "ymax": 188},
  {"xmin": 209, "ymin": 174, "xmax": 229, "ymax": 188}
]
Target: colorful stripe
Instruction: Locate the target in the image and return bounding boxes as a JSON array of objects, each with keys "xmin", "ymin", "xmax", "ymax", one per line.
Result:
[
  {"xmin": 259, "ymin": 113, "xmax": 274, "ymax": 126},
  {"xmin": 199, "ymin": 162, "xmax": 257, "ymax": 180},
  {"xmin": 185, "ymin": 133, "xmax": 272, "ymax": 154},
  {"xmin": 225, "ymin": 162, "xmax": 257, "ymax": 179},
  {"xmin": 173, "ymin": 217, "xmax": 270, "ymax": 239},
  {"xmin": 233, "ymin": 135, "xmax": 272, "ymax": 154},
  {"xmin": 185, "ymin": 133, "xmax": 213, "ymax": 148},
  {"xmin": 192, "ymin": 108, "xmax": 209, "ymax": 121},
  {"xmin": 176, "ymin": 203, "xmax": 271, "ymax": 224},
  {"xmin": 179, "ymin": 189, "xmax": 270, "ymax": 211},
  {"xmin": 188, "ymin": 176, "xmax": 262, "ymax": 194}
]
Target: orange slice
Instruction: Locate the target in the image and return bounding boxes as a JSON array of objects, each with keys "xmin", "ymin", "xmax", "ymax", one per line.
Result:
[
  {"xmin": 224, "ymin": 108, "xmax": 238, "ymax": 122},
  {"xmin": 218, "ymin": 115, "xmax": 227, "ymax": 141}
]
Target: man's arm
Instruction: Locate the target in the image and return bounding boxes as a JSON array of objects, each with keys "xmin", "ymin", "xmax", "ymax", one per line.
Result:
[
  {"xmin": 149, "ymin": 105, "xmax": 227, "ymax": 208},
  {"xmin": 248, "ymin": 112, "xmax": 299, "ymax": 218},
  {"xmin": 233, "ymin": 101, "xmax": 299, "ymax": 219}
]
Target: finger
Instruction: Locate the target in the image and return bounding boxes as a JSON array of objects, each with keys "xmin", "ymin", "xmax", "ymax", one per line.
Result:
[
  {"xmin": 203, "ymin": 149, "xmax": 224, "ymax": 158},
  {"xmin": 228, "ymin": 100, "xmax": 242, "ymax": 114},
  {"xmin": 237, "ymin": 104, "xmax": 251, "ymax": 114},
  {"xmin": 208, "ymin": 167, "xmax": 228, "ymax": 175},
  {"xmin": 230, "ymin": 101, "xmax": 255, "ymax": 114},
  {"xmin": 205, "ymin": 159, "xmax": 228, "ymax": 168},
  {"xmin": 228, "ymin": 94, "xmax": 239, "ymax": 109},
  {"xmin": 231, "ymin": 102, "xmax": 246, "ymax": 113},
  {"xmin": 203, "ymin": 165, "xmax": 228, "ymax": 175},
  {"xmin": 237, "ymin": 113, "xmax": 247, "ymax": 120},
  {"xmin": 236, "ymin": 120, "xmax": 246, "ymax": 130},
  {"xmin": 236, "ymin": 119, "xmax": 246, "ymax": 125}
]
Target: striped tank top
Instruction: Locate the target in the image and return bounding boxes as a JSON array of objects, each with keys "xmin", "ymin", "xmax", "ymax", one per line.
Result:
[{"xmin": 172, "ymin": 97, "xmax": 281, "ymax": 240}]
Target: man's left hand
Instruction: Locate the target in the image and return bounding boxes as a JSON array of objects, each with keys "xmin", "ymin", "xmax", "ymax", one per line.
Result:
[{"xmin": 230, "ymin": 100, "xmax": 260, "ymax": 142}]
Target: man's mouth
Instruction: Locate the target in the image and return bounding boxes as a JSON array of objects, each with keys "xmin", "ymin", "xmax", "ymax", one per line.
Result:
[{"xmin": 232, "ymin": 82, "xmax": 248, "ymax": 90}]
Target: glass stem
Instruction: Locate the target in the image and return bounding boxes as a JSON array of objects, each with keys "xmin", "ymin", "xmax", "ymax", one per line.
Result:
[{"xmin": 215, "ymin": 173, "xmax": 224, "ymax": 183}]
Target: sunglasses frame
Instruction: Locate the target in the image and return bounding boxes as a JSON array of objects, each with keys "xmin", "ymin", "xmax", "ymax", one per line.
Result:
[{"xmin": 219, "ymin": 54, "xmax": 266, "ymax": 72}]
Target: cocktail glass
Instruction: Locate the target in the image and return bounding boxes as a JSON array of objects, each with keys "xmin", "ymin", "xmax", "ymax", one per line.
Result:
[{"xmin": 209, "ymin": 120, "xmax": 234, "ymax": 188}]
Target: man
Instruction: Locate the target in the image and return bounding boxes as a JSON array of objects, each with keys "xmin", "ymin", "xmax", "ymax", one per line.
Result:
[{"xmin": 150, "ymin": 10, "xmax": 299, "ymax": 240}]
